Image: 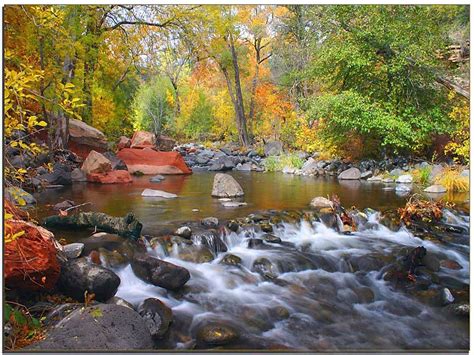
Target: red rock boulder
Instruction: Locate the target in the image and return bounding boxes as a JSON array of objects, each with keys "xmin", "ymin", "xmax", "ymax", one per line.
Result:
[
  {"xmin": 87, "ymin": 170, "xmax": 133, "ymax": 184},
  {"xmin": 131, "ymin": 131, "xmax": 156, "ymax": 149},
  {"xmin": 68, "ymin": 118, "xmax": 108, "ymax": 159},
  {"xmin": 117, "ymin": 148, "xmax": 192, "ymax": 175},
  {"xmin": 117, "ymin": 136, "xmax": 131, "ymax": 151},
  {"xmin": 81, "ymin": 150, "xmax": 112, "ymax": 175},
  {"xmin": 5, "ymin": 220, "xmax": 61, "ymax": 291}
]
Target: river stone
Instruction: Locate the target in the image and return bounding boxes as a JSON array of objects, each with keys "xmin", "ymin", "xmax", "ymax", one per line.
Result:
[
  {"xmin": 141, "ymin": 188, "xmax": 177, "ymax": 198},
  {"xmin": 81, "ymin": 150, "xmax": 112, "ymax": 174},
  {"xmin": 138, "ymin": 298, "xmax": 173, "ymax": 339},
  {"xmin": 196, "ymin": 322, "xmax": 240, "ymax": 346},
  {"xmin": 58, "ymin": 258, "xmax": 120, "ymax": 302},
  {"xmin": 367, "ymin": 176, "xmax": 382, "ymax": 182},
  {"xmin": 31, "ymin": 304, "xmax": 154, "ymax": 350},
  {"xmin": 201, "ymin": 217, "xmax": 219, "ymax": 228},
  {"xmin": 440, "ymin": 259, "xmax": 462, "ymax": 270},
  {"xmin": 211, "ymin": 173, "xmax": 244, "ymax": 197},
  {"xmin": 236, "ymin": 162, "xmax": 252, "ymax": 171},
  {"xmin": 252, "ymin": 257, "xmax": 277, "ymax": 279},
  {"xmin": 174, "ymin": 226, "xmax": 192, "ymax": 239},
  {"xmin": 424, "ymin": 185, "xmax": 447, "ymax": 193},
  {"xmin": 150, "ymin": 174, "xmax": 165, "ymax": 182},
  {"xmin": 310, "ymin": 196, "xmax": 333, "ymax": 209},
  {"xmin": 396, "ymin": 174, "xmax": 413, "ymax": 183},
  {"xmin": 395, "ymin": 184, "xmax": 411, "ymax": 193},
  {"xmin": 422, "ymin": 254, "xmax": 440, "ymax": 272},
  {"xmin": 192, "ymin": 231, "xmax": 228, "ymax": 254},
  {"xmin": 360, "ymin": 171, "xmax": 373, "ymax": 179},
  {"xmin": 337, "ymin": 167, "xmax": 361, "ymax": 180},
  {"xmin": 441, "ymin": 288, "xmax": 455, "ymax": 305},
  {"xmin": 260, "ymin": 223, "xmax": 273, "ymax": 233},
  {"xmin": 264, "ymin": 141, "xmax": 283, "ymax": 156},
  {"xmin": 131, "ymin": 253, "xmax": 190, "ymax": 290},
  {"xmin": 220, "ymin": 254, "xmax": 242, "ymax": 266},
  {"xmin": 227, "ymin": 220, "xmax": 239, "ymax": 232},
  {"xmin": 429, "ymin": 164, "xmax": 444, "ymax": 181},
  {"xmin": 222, "ymin": 201, "xmax": 247, "ymax": 207},
  {"xmin": 248, "ymin": 238, "xmax": 264, "ymax": 248},
  {"xmin": 262, "ymin": 234, "xmax": 282, "ymax": 244},
  {"xmin": 6, "ymin": 187, "xmax": 36, "ymax": 206},
  {"xmin": 177, "ymin": 245, "xmax": 214, "ymax": 263},
  {"xmin": 63, "ymin": 243, "xmax": 84, "ymax": 259},
  {"xmin": 53, "ymin": 200, "xmax": 75, "ymax": 211},
  {"xmin": 71, "ymin": 168, "xmax": 87, "ymax": 182},
  {"xmin": 444, "ymin": 303, "xmax": 469, "ymax": 317},
  {"xmin": 382, "ymin": 178, "xmax": 394, "ymax": 183},
  {"xmin": 106, "ymin": 296, "xmax": 134, "ymax": 310}
]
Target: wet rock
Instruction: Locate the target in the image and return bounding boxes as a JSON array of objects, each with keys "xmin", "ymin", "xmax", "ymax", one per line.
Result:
[
  {"xmin": 396, "ymin": 174, "xmax": 413, "ymax": 183},
  {"xmin": 220, "ymin": 254, "xmax": 242, "ymax": 266},
  {"xmin": 192, "ymin": 230, "xmax": 228, "ymax": 254},
  {"xmin": 260, "ymin": 223, "xmax": 273, "ymax": 233},
  {"xmin": 248, "ymin": 238, "xmax": 264, "ymax": 248},
  {"xmin": 106, "ymin": 296, "xmax": 134, "ymax": 310},
  {"xmin": 117, "ymin": 148, "xmax": 192, "ymax": 175},
  {"xmin": 319, "ymin": 211, "xmax": 338, "ymax": 230},
  {"xmin": 264, "ymin": 141, "xmax": 283, "ymax": 156},
  {"xmin": 31, "ymin": 304, "xmax": 154, "ymax": 350},
  {"xmin": 422, "ymin": 254, "xmax": 440, "ymax": 272},
  {"xmin": 53, "ymin": 200, "xmax": 75, "ymax": 211},
  {"xmin": 262, "ymin": 234, "xmax": 282, "ymax": 244},
  {"xmin": 89, "ymin": 250, "xmax": 102, "ymax": 265},
  {"xmin": 382, "ymin": 178, "xmax": 394, "ymax": 183},
  {"xmin": 6, "ymin": 186, "xmax": 36, "ymax": 206},
  {"xmin": 211, "ymin": 173, "xmax": 244, "ymax": 197},
  {"xmin": 355, "ymin": 286, "xmax": 375, "ymax": 303},
  {"xmin": 63, "ymin": 243, "xmax": 84, "ymax": 259},
  {"xmin": 58, "ymin": 258, "xmax": 120, "ymax": 302},
  {"xmin": 177, "ymin": 245, "xmax": 214, "ymax": 263},
  {"xmin": 81, "ymin": 150, "xmax": 112, "ymax": 174},
  {"xmin": 424, "ymin": 185, "xmax": 447, "ymax": 193},
  {"xmin": 440, "ymin": 259, "xmax": 462, "ymax": 270},
  {"xmin": 338, "ymin": 167, "xmax": 361, "ymax": 180},
  {"xmin": 196, "ymin": 322, "xmax": 240, "ymax": 346},
  {"xmin": 310, "ymin": 196, "xmax": 333, "ymax": 209},
  {"xmin": 222, "ymin": 201, "xmax": 247, "ymax": 208},
  {"xmin": 71, "ymin": 168, "xmax": 87, "ymax": 182},
  {"xmin": 444, "ymin": 303, "xmax": 469, "ymax": 317},
  {"xmin": 138, "ymin": 298, "xmax": 173, "ymax": 339},
  {"xmin": 361, "ymin": 171, "xmax": 373, "ymax": 179},
  {"xmin": 141, "ymin": 188, "xmax": 177, "ymax": 198},
  {"xmin": 150, "ymin": 174, "xmax": 165, "ymax": 182},
  {"xmin": 98, "ymin": 248, "xmax": 128, "ymax": 268},
  {"xmin": 441, "ymin": 288, "xmax": 455, "ymax": 305},
  {"xmin": 131, "ymin": 253, "xmax": 190, "ymax": 290},
  {"xmin": 252, "ymin": 257, "xmax": 277, "ymax": 279},
  {"xmin": 227, "ymin": 220, "xmax": 239, "ymax": 232},
  {"xmin": 367, "ymin": 176, "xmax": 382, "ymax": 182},
  {"xmin": 174, "ymin": 226, "xmax": 192, "ymax": 239},
  {"xmin": 87, "ymin": 170, "xmax": 133, "ymax": 184},
  {"xmin": 201, "ymin": 217, "xmax": 219, "ymax": 228},
  {"xmin": 102, "ymin": 151, "xmax": 128, "ymax": 171}
]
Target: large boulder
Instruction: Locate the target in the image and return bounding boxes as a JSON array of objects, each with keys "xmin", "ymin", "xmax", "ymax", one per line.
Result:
[
  {"xmin": 31, "ymin": 304, "xmax": 154, "ymax": 350},
  {"xmin": 5, "ymin": 187, "xmax": 36, "ymax": 206},
  {"xmin": 310, "ymin": 196, "xmax": 333, "ymax": 209},
  {"xmin": 103, "ymin": 151, "xmax": 128, "ymax": 171},
  {"xmin": 131, "ymin": 131, "xmax": 156, "ymax": 149},
  {"xmin": 58, "ymin": 258, "xmax": 120, "ymax": 302},
  {"xmin": 338, "ymin": 167, "xmax": 361, "ymax": 180},
  {"xmin": 81, "ymin": 150, "xmax": 112, "ymax": 175},
  {"xmin": 130, "ymin": 253, "xmax": 190, "ymax": 290},
  {"xmin": 264, "ymin": 141, "xmax": 283, "ymax": 156},
  {"xmin": 117, "ymin": 148, "xmax": 192, "ymax": 175},
  {"xmin": 137, "ymin": 298, "xmax": 173, "ymax": 339},
  {"xmin": 156, "ymin": 135, "xmax": 176, "ymax": 151},
  {"xmin": 116, "ymin": 136, "xmax": 131, "ymax": 150},
  {"xmin": 87, "ymin": 170, "xmax": 133, "ymax": 184},
  {"xmin": 68, "ymin": 118, "xmax": 108, "ymax": 159},
  {"xmin": 211, "ymin": 173, "xmax": 244, "ymax": 197},
  {"xmin": 5, "ymin": 220, "xmax": 61, "ymax": 291}
]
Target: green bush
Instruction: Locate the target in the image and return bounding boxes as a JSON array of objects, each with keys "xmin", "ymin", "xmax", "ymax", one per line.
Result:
[{"xmin": 263, "ymin": 153, "xmax": 305, "ymax": 172}]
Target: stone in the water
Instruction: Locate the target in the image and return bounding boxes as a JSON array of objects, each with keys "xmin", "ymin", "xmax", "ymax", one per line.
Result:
[
  {"xmin": 31, "ymin": 304, "xmax": 154, "ymax": 350},
  {"xmin": 260, "ymin": 223, "xmax": 273, "ymax": 233},
  {"xmin": 177, "ymin": 245, "xmax": 214, "ymax": 263},
  {"xmin": 150, "ymin": 175, "xmax": 165, "ymax": 182},
  {"xmin": 137, "ymin": 298, "xmax": 173, "ymax": 339},
  {"xmin": 192, "ymin": 231, "xmax": 228, "ymax": 254},
  {"xmin": 174, "ymin": 226, "xmax": 192, "ymax": 239},
  {"xmin": 252, "ymin": 257, "xmax": 277, "ymax": 278},
  {"xmin": 360, "ymin": 171, "xmax": 373, "ymax": 179},
  {"xmin": 219, "ymin": 198, "xmax": 232, "ymax": 202},
  {"xmin": 220, "ymin": 254, "xmax": 242, "ymax": 266},
  {"xmin": 444, "ymin": 303, "xmax": 469, "ymax": 317},
  {"xmin": 131, "ymin": 253, "xmax": 190, "ymax": 290},
  {"xmin": 424, "ymin": 185, "xmax": 447, "ymax": 193},
  {"xmin": 141, "ymin": 188, "xmax": 177, "ymax": 198},
  {"xmin": 262, "ymin": 234, "xmax": 281, "ymax": 243},
  {"xmin": 382, "ymin": 178, "xmax": 394, "ymax": 183},
  {"xmin": 192, "ymin": 209, "xmax": 200, "ymax": 212},
  {"xmin": 422, "ymin": 253, "xmax": 440, "ymax": 272},
  {"xmin": 222, "ymin": 202, "xmax": 247, "ymax": 208},
  {"xmin": 442, "ymin": 288, "xmax": 455, "ymax": 305},
  {"xmin": 396, "ymin": 174, "xmax": 413, "ymax": 183},
  {"xmin": 367, "ymin": 176, "xmax": 382, "ymax": 182},
  {"xmin": 71, "ymin": 168, "xmax": 87, "ymax": 182},
  {"xmin": 53, "ymin": 200, "xmax": 75, "ymax": 211},
  {"xmin": 227, "ymin": 220, "xmax": 239, "ymax": 232},
  {"xmin": 248, "ymin": 238, "xmax": 264, "ymax": 248},
  {"xmin": 310, "ymin": 196, "xmax": 333, "ymax": 209},
  {"xmin": 81, "ymin": 150, "xmax": 112, "ymax": 174},
  {"xmin": 58, "ymin": 258, "xmax": 120, "ymax": 302},
  {"xmin": 201, "ymin": 217, "xmax": 219, "ymax": 228},
  {"xmin": 63, "ymin": 243, "xmax": 84, "ymax": 259},
  {"xmin": 440, "ymin": 259, "xmax": 462, "ymax": 270},
  {"xmin": 106, "ymin": 296, "xmax": 134, "ymax": 310},
  {"xmin": 395, "ymin": 184, "xmax": 411, "ymax": 193},
  {"xmin": 211, "ymin": 173, "xmax": 244, "ymax": 197},
  {"xmin": 196, "ymin": 322, "xmax": 239, "ymax": 346},
  {"xmin": 337, "ymin": 167, "xmax": 361, "ymax": 180}
]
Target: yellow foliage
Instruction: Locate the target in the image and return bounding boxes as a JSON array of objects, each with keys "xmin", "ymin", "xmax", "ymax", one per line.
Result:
[
  {"xmin": 435, "ymin": 167, "xmax": 469, "ymax": 192},
  {"xmin": 444, "ymin": 92, "xmax": 469, "ymax": 163},
  {"xmin": 92, "ymin": 87, "xmax": 116, "ymax": 133},
  {"xmin": 211, "ymin": 89, "xmax": 236, "ymax": 140}
]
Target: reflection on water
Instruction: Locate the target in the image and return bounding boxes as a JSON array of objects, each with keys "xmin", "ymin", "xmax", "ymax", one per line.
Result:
[{"xmin": 33, "ymin": 172, "xmax": 468, "ymax": 237}]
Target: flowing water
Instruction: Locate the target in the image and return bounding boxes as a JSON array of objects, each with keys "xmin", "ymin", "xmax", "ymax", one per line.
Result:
[{"xmin": 33, "ymin": 172, "xmax": 470, "ymax": 350}]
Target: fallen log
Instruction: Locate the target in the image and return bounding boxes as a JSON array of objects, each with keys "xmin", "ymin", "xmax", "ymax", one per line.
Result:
[{"xmin": 42, "ymin": 212, "xmax": 143, "ymax": 240}]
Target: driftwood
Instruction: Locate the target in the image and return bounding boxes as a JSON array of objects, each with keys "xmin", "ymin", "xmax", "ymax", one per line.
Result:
[{"xmin": 42, "ymin": 212, "xmax": 143, "ymax": 240}]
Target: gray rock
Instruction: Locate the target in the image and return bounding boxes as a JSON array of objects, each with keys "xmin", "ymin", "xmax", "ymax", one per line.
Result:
[
  {"xmin": 149, "ymin": 175, "xmax": 165, "ymax": 183},
  {"xmin": 201, "ymin": 217, "xmax": 219, "ymax": 228},
  {"xmin": 41, "ymin": 164, "xmax": 72, "ymax": 185},
  {"xmin": 395, "ymin": 184, "xmax": 411, "ymax": 193},
  {"xmin": 5, "ymin": 187, "xmax": 36, "ymax": 205},
  {"xmin": 71, "ymin": 168, "xmax": 87, "ymax": 182},
  {"xmin": 220, "ymin": 254, "xmax": 242, "ymax": 266},
  {"xmin": 367, "ymin": 176, "xmax": 382, "ymax": 182},
  {"xmin": 310, "ymin": 196, "xmax": 333, "ymax": 209},
  {"xmin": 301, "ymin": 158, "xmax": 319, "ymax": 175},
  {"xmin": 424, "ymin": 185, "xmax": 447, "ymax": 193},
  {"xmin": 422, "ymin": 254, "xmax": 440, "ymax": 272},
  {"xmin": 337, "ymin": 167, "xmax": 361, "ymax": 180},
  {"xmin": 441, "ymin": 288, "xmax": 455, "ymax": 305},
  {"xmin": 389, "ymin": 168, "xmax": 403, "ymax": 177},
  {"xmin": 137, "ymin": 298, "xmax": 173, "ymax": 339},
  {"xmin": 106, "ymin": 296, "xmax": 134, "ymax": 310},
  {"xmin": 396, "ymin": 174, "xmax": 413, "ymax": 183},
  {"xmin": 382, "ymin": 178, "xmax": 394, "ymax": 183},
  {"xmin": 264, "ymin": 141, "xmax": 283, "ymax": 156},
  {"xmin": 192, "ymin": 230, "xmax": 228, "ymax": 254},
  {"xmin": 102, "ymin": 151, "xmax": 127, "ymax": 171},
  {"xmin": 32, "ymin": 304, "xmax": 154, "ymax": 350},
  {"xmin": 141, "ymin": 188, "xmax": 177, "ymax": 198},
  {"xmin": 236, "ymin": 162, "xmax": 252, "ymax": 171},
  {"xmin": 63, "ymin": 243, "xmax": 84, "ymax": 259},
  {"xmin": 53, "ymin": 200, "xmax": 75, "ymax": 211},
  {"xmin": 58, "ymin": 258, "xmax": 120, "ymax": 302},
  {"xmin": 361, "ymin": 171, "xmax": 373, "ymax": 179},
  {"xmin": 222, "ymin": 201, "xmax": 247, "ymax": 207},
  {"xmin": 174, "ymin": 226, "xmax": 192, "ymax": 239},
  {"xmin": 211, "ymin": 173, "xmax": 244, "ymax": 197},
  {"xmin": 262, "ymin": 234, "xmax": 281, "ymax": 244},
  {"xmin": 131, "ymin": 253, "xmax": 190, "ymax": 290}
]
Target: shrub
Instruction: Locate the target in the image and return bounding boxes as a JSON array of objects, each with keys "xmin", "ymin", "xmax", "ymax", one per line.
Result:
[
  {"xmin": 263, "ymin": 153, "xmax": 305, "ymax": 172},
  {"xmin": 435, "ymin": 167, "xmax": 469, "ymax": 192},
  {"xmin": 412, "ymin": 166, "xmax": 432, "ymax": 186}
]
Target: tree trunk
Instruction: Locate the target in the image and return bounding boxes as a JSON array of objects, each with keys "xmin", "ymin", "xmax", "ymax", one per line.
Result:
[
  {"xmin": 248, "ymin": 64, "xmax": 259, "ymax": 130},
  {"xmin": 170, "ymin": 79, "xmax": 181, "ymax": 117}
]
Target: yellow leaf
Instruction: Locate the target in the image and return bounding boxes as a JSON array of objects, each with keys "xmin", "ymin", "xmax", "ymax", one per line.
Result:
[{"xmin": 37, "ymin": 121, "xmax": 47, "ymax": 127}]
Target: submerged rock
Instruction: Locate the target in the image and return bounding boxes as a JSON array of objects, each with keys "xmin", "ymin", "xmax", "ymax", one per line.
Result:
[
  {"xmin": 32, "ymin": 304, "xmax": 154, "ymax": 350},
  {"xmin": 131, "ymin": 253, "xmax": 190, "ymax": 290},
  {"xmin": 220, "ymin": 254, "xmax": 242, "ymax": 266},
  {"xmin": 138, "ymin": 298, "xmax": 173, "ymax": 339},
  {"xmin": 338, "ymin": 167, "xmax": 361, "ymax": 180},
  {"xmin": 141, "ymin": 188, "xmax": 177, "ymax": 198},
  {"xmin": 196, "ymin": 322, "xmax": 240, "ymax": 346},
  {"xmin": 58, "ymin": 258, "xmax": 120, "ymax": 302},
  {"xmin": 150, "ymin": 174, "xmax": 165, "ymax": 182},
  {"xmin": 212, "ymin": 173, "xmax": 244, "ymax": 197}
]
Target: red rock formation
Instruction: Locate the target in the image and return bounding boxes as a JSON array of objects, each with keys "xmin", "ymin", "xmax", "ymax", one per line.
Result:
[
  {"xmin": 117, "ymin": 148, "xmax": 192, "ymax": 175},
  {"xmin": 81, "ymin": 150, "xmax": 112, "ymax": 174},
  {"xmin": 5, "ymin": 220, "xmax": 61, "ymax": 291},
  {"xmin": 130, "ymin": 131, "xmax": 156, "ymax": 149},
  {"xmin": 87, "ymin": 170, "xmax": 133, "ymax": 184},
  {"xmin": 116, "ymin": 136, "xmax": 131, "ymax": 150},
  {"xmin": 68, "ymin": 119, "xmax": 108, "ymax": 159}
]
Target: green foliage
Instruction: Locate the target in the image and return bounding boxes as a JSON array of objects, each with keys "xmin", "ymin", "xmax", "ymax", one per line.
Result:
[
  {"xmin": 412, "ymin": 166, "xmax": 432, "ymax": 186},
  {"xmin": 182, "ymin": 90, "xmax": 213, "ymax": 139},
  {"xmin": 263, "ymin": 153, "xmax": 304, "ymax": 172},
  {"xmin": 132, "ymin": 76, "xmax": 174, "ymax": 136}
]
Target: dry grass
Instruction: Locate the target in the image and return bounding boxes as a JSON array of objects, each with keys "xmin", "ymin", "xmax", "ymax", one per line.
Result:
[{"xmin": 435, "ymin": 167, "xmax": 469, "ymax": 192}]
